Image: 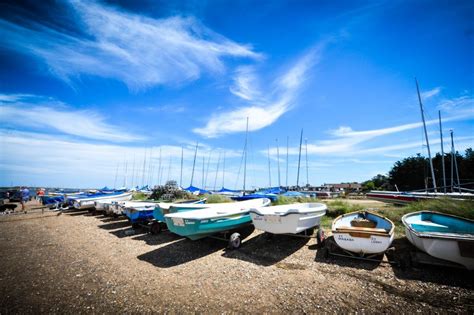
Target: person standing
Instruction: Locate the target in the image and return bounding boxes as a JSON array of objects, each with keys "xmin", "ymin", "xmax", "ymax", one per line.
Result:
[{"xmin": 20, "ymin": 187, "xmax": 30, "ymax": 212}]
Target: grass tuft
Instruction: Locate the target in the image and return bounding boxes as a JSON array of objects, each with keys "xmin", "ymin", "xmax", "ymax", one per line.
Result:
[{"xmin": 205, "ymin": 194, "xmax": 233, "ymax": 204}]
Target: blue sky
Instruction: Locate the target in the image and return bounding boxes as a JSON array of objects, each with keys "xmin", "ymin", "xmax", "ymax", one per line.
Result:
[{"xmin": 0, "ymin": 0, "xmax": 473, "ymax": 189}]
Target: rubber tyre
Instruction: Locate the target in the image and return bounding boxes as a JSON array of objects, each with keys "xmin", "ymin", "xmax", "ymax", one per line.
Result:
[
  {"xmin": 228, "ymin": 233, "xmax": 241, "ymax": 249},
  {"xmin": 150, "ymin": 221, "xmax": 162, "ymax": 235}
]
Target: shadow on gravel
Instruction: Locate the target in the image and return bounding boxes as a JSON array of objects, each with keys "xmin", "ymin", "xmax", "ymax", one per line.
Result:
[
  {"xmin": 314, "ymin": 236, "xmax": 382, "ymax": 271},
  {"xmin": 109, "ymin": 227, "xmax": 148, "ymax": 238},
  {"xmin": 222, "ymin": 231, "xmax": 309, "ymax": 266},
  {"xmin": 99, "ymin": 217, "xmax": 123, "ymax": 223},
  {"xmin": 65, "ymin": 210, "xmax": 90, "ymax": 216},
  {"xmin": 132, "ymin": 231, "xmax": 183, "ymax": 246},
  {"xmin": 98, "ymin": 220, "xmax": 130, "ymax": 230},
  {"xmin": 388, "ymin": 238, "xmax": 474, "ymax": 289},
  {"xmin": 137, "ymin": 237, "xmax": 227, "ymax": 268}
]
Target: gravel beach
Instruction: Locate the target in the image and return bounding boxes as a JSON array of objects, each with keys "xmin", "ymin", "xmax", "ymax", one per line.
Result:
[{"xmin": 0, "ymin": 200, "xmax": 472, "ymax": 314}]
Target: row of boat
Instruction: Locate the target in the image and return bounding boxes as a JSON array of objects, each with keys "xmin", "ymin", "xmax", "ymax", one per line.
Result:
[{"xmin": 42, "ymin": 190, "xmax": 474, "ymax": 270}]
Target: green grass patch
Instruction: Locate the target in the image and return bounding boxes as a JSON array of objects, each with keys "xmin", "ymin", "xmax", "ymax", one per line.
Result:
[
  {"xmin": 321, "ymin": 200, "xmax": 364, "ymax": 218},
  {"xmin": 132, "ymin": 192, "xmax": 148, "ymax": 200},
  {"xmin": 272, "ymin": 196, "xmax": 320, "ymax": 205},
  {"xmin": 205, "ymin": 194, "xmax": 233, "ymax": 204}
]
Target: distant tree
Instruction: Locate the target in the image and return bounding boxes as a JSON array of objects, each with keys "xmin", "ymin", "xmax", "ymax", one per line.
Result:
[
  {"xmin": 362, "ymin": 181, "xmax": 375, "ymax": 191},
  {"xmin": 387, "ymin": 148, "xmax": 473, "ymax": 191}
]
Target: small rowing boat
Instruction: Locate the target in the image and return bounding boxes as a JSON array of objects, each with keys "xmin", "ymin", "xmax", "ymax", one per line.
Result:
[
  {"xmin": 249, "ymin": 203, "xmax": 327, "ymax": 234},
  {"xmin": 332, "ymin": 211, "xmax": 394, "ymax": 255},
  {"xmin": 402, "ymin": 211, "xmax": 474, "ymax": 270}
]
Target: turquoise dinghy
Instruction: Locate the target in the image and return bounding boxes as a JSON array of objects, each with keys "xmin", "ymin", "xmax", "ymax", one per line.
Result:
[
  {"xmin": 164, "ymin": 198, "xmax": 271, "ymax": 243},
  {"xmin": 402, "ymin": 211, "xmax": 474, "ymax": 270}
]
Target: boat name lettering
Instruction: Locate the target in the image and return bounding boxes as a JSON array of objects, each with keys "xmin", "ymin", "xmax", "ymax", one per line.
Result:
[
  {"xmin": 370, "ymin": 237, "xmax": 382, "ymax": 244},
  {"xmin": 337, "ymin": 235, "xmax": 354, "ymax": 242}
]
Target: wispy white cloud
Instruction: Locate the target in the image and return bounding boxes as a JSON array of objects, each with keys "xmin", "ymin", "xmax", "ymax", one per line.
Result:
[
  {"xmin": 421, "ymin": 87, "xmax": 441, "ymax": 100},
  {"xmin": 0, "ymin": 1, "xmax": 260, "ymax": 90},
  {"xmin": 437, "ymin": 95, "xmax": 474, "ymax": 112},
  {"xmin": 266, "ymin": 94, "xmax": 474, "ymax": 157},
  {"xmin": 193, "ymin": 46, "xmax": 322, "ymax": 137},
  {"xmin": 0, "ymin": 129, "xmax": 243, "ymax": 188},
  {"xmin": 0, "ymin": 94, "xmax": 140, "ymax": 142}
]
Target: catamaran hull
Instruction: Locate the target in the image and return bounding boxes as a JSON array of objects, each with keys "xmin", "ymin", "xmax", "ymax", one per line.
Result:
[
  {"xmin": 250, "ymin": 212, "xmax": 324, "ymax": 234},
  {"xmin": 404, "ymin": 227, "xmax": 474, "ymax": 270},
  {"xmin": 165, "ymin": 214, "xmax": 252, "ymax": 240}
]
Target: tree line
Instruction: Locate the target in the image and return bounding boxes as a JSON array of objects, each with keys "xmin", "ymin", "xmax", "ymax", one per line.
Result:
[{"xmin": 362, "ymin": 148, "xmax": 474, "ymax": 192}]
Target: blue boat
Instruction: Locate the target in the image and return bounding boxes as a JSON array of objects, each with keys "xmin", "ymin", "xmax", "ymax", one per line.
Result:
[
  {"xmin": 123, "ymin": 202, "xmax": 159, "ymax": 225},
  {"xmin": 402, "ymin": 211, "xmax": 474, "ymax": 269},
  {"xmin": 164, "ymin": 198, "xmax": 271, "ymax": 241}
]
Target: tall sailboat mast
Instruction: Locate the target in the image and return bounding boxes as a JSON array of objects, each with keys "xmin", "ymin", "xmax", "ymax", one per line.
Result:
[
  {"xmin": 213, "ymin": 151, "xmax": 221, "ymax": 191},
  {"xmin": 286, "ymin": 136, "xmax": 289, "ymax": 189},
  {"xmin": 157, "ymin": 148, "xmax": 162, "ymax": 185},
  {"xmin": 222, "ymin": 151, "xmax": 226, "ymax": 189},
  {"xmin": 439, "ymin": 111, "xmax": 447, "ymax": 193},
  {"xmin": 415, "ymin": 79, "xmax": 437, "ymax": 192},
  {"xmin": 267, "ymin": 145, "xmax": 272, "ymax": 187},
  {"xmin": 141, "ymin": 149, "xmax": 147, "ymax": 187},
  {"xmin": 276, "ymin": 139, "xmax": 281, "ymax": 188},
  {"xmin": 305, "ymin": 138, "xmax": 309, "ymax": 186},
  {"xmin": 113, "ymin": 163, "xmax": 119, "ymax": 189},
  {"xmin": 190, "ymin": 142, "xmax": 199, "ymax": 186},
  {"xmin": 296, "ymin": 129, "xmax": 303, "ymax": 188},
  {"xmin": 201, "ymin": 156, "xmax": 205, "ymax": 189},
  {"xmin": 180, "ymin": 146, "xmax": 183, "ymax": 188},
  {"xmin": 243, "ymin": 117, "xmax": 249, "ymax": 194},
  {"xmin": 450, "ymin": 130, "xmax": 461, "ymax": 192},
  {"xmin": 131, "ymin": 154, "xmax": 136, "ymax": 188}
]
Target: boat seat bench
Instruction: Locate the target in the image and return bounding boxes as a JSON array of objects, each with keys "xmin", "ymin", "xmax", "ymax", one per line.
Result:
[{"xmin": 336, "ymin": 226, "xmax": 389, "ymax": 235}]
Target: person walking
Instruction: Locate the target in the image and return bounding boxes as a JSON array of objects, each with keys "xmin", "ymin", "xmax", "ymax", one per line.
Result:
[{"xmin": 20, "ymin": 187, "xmax": 30, "ymax": 213}]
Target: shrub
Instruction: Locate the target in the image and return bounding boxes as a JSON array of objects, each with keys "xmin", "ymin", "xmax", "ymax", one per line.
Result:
[{"xmin": 205, "ymin": 194, "xmax": 233, "ymax": 204}]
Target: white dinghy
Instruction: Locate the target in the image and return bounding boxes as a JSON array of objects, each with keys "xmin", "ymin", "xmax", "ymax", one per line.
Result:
[
  {"xmin": 332, "ymin": 211, "xmax": 394, "ymax": 255},
  {"xmin": 402, "ymin": 211, "xmax": 474, "ymax": 270},
  {"xmin": 249, "ymin": 203, "xmax": 327, "ymax": 234}
]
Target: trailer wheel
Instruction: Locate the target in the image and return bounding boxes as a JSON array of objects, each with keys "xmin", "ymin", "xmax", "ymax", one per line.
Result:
[
  {"xmin": 316, "ymin": 228, "xmax": 325, "ymax": 246},
  {"xmin": 150, "ymin": 221, "xmax": 162, "ymax": 235},
  {"xmin": 131, "ymin": 222, "xmax": 140, "ymax": 229},
  {"xmin": 228, "ymin": 233, "xmax": 241, "ymax": 249}
]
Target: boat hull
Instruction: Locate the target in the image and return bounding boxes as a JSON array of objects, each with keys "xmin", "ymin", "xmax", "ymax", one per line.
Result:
[
  {"xmin": 332, "ymin": 211, "xmax": 394, "ymax": 255},
  {"xmin": 124, "ymin": 208, "xmax": 155, "ymax": 224},
  {"xmin": 250, "ymin": 204, "xmax": 326, "ymax": 234},
  {"xmin": 73, "ymin": 192, "xmax": 133, "ymax": 209},
  {"xmin": 165, "ymin": 213, "xmax": 252, "ymax": 240},
  {"xmin": 402, "ymin": 211, "xmax": 474, "ymax": 270}
]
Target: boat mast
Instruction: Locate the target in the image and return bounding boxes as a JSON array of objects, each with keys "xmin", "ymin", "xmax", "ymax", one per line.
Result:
[
  {"xmin": 222, "ymin": 151, "xmax": 226, "ymax": 189},
  {"xmin": 305, "ymin": 138, "xmax": 309, "ymax": 186},
  {"xmin": 131, "ymin": 154, "xmax": 135, "ymax": 188},
  {"xmin": 113, "ymin": 162, "xmax": 119, "ymax": 189},
  {"xmin": 243, "ymin": 117, "xmax": 249, "ymax": 194},
  {"xmin": 167, "ymin": 154, "xmax": 172, "ymax": 183},
  {"xmin": 190, "ymin": 142, "xmax": 199, "ymax": 186},
  {"xmin": 141, "ymin": 149, "xmax": 147, "ymax": 187},
  {"xmin": 276, "ymin": 139, "xmax": 281, "ymax": 188},
  {"xmin": 438, "ymin": 111, "xmax": 446, "ymax": 193},
  {"xmin": 123, "ymin": 159, "xmax": 128, "ymax": 188},
  {"xmin": 214, "ymin": 151, "xmax": 221, "ymax": 191},
  {"xmin": 147, "ymin": 148, "xmax": 153, "ymax": 186},
  {"xmin": 180, "ymin": 146, "xmax": 183, "ymax": 188},
  {"xmin": 267, "ymin": 145, "xmax": 272, "ymax": 188},
  {"xmin": 201, "ymin": 155, "xmax": 205, "ymax": 189},
  {"xmin": 296, "ymin": 129, "xmax": 303, "ymax": 189},
  {"xmin": 286, "ymin": 136, "xmax": 289, "ymax": 189},
  {"xmin": 157, "ymin": 147, "xmax": 162, "ymax": 185},
  {"xmin": 415, "ymin": 78, "xmax": 437, "ymax": 192},
  {"xmin": 450, "ymin": 130, "xmax": 461, "ymax": 192},
  {"xmin": 205, "ymin": 151, "xmax": 212, "ymax": 189}
]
